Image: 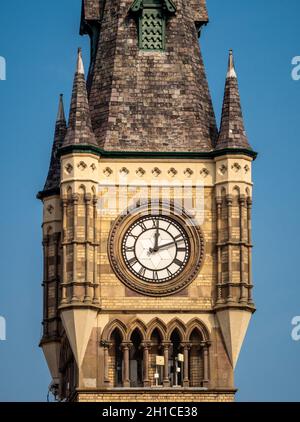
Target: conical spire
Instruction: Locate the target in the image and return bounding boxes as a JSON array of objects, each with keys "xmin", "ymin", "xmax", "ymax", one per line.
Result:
[
  {"xmin": 43, "ymin": 94, "xmax": 67, "ymax": 192},
  {"xmin": 83, "ymin": 2, "xmax": 217, "ymax": 152},
  {"xmin": 63, "ymin": 48, "xmax": 97, "ymax": 147},
  {"xmin": 56, "ymin": 93, "xmax": 66, "ymax": 122},
  {"xmin": 215, "ymin": 50, "xmax": 251, "ymax": 151}
]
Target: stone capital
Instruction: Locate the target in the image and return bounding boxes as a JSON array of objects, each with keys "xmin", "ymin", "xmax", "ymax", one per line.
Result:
[
  {"xmin": 100, "ymin": 340, "xmax": 112, "ymax": 349},
  {"xmin": 121, "ymin": 342, "xmax": 132, "ymax": 351},
  {"xmin": 239, "ymin": 194, "xmax": 246, "ymax": 205},
  {"xmin": 180, "ymin": 342, "xmax": 192, "ymax": 350},
  {"xmin": 72, "ymin": 193, "xmax": 80, "ymax": 204},
  {"xmin": 84, "ymin": 193, "xmax": 92, "ymax": 203},
  {"xmin": 200, "ymin": 341, "xmax": 211, "ymax": 349},
  {"xmin": 141, "ymin": 341, "xmax": 152, "ymax": 350},
  {"xmin": 216, "ymin": 196, "xmax": 222, "ymax": 206},
  {"xmin": 226, "ymin": 194, "xmax": 233, "ymax": 205}
]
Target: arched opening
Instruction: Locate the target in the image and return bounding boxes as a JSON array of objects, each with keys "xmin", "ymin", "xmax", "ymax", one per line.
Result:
[
  {"xmin": 189, "ymin": 328, "xmax": 204, "ymax": 387},
  {"xmin": 110, "ymin": 328, "xmax": 123, "ymax": 387},
  {"xmin": 170, "ymin": 329, "xmax": 183, "ymax": 387},
  {"xmin": 150, "ymin": 328, "xmax": 164, "ymax": 386},
  {"xmin": 130, "ymin": 329, "xmax": 143, "ymax": 387}
]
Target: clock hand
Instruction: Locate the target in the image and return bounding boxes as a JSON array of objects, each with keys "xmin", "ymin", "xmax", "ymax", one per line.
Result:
[
  {"xmin": 150, "ymin": 238, "xmax": 185, "ymax": 253},
  {"xmin": 153, "ymin": 220, "xmax": 160, "ymax": 252}
]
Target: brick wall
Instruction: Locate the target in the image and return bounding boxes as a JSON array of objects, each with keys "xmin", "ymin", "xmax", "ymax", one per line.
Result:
[{"xmin": 75, "ymin": 390, "xmax": 235, "ymax": 402}]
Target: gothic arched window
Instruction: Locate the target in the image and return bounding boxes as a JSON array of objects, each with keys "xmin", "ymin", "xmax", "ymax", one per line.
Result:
[{"xmin": 130, "ymin": 0, "xmax": 176, "ymax": 51}]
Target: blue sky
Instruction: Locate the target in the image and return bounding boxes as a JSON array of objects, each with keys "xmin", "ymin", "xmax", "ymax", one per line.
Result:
[{"xmin": 0, "ymin": 0, "xmax": 300, "ymax": 402}]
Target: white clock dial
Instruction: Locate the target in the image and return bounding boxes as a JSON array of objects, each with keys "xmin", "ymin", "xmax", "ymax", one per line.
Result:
[{"xmin": 122, "ymin": 215, "xmax": 190, "ymax": 283}]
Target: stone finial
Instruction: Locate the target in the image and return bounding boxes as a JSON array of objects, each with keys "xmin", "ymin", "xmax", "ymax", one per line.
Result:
[
  {"xmin": 77, "ymin": 48, "xmax": 85, "ymax": 75},
  {"xmin": 227, "ymin": 49, "xmax": 237, "ymax": 79}
]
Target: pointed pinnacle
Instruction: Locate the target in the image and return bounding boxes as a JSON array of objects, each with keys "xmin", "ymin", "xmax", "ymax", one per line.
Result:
[
  {"xmin": 56, "ymin": 94, "xmax": 66, "ymax": 123},
  {"xmin": 77, "ymin": 48, "xmax": 85, "ymax": 75},
  {"xmin": 227, "ymin": 49, "xmax": 237, "ymax": 79}
]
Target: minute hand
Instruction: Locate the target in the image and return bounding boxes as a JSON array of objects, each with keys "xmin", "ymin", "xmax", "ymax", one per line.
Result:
[{"xmin": 156, "ymin": 239, "xmax": 185, "ymax": 252}]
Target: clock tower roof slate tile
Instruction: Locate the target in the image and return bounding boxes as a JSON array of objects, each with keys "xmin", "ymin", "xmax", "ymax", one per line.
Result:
[{"xmin": 81, "ymin": 0, "xmax": 217, "ymax": 152}]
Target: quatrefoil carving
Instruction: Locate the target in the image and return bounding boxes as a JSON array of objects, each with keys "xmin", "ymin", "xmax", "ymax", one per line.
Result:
[
  {"xmin": 136, "ymin": 168, "xmax": 146, "ymax": 177},
  {"xmin": 77, "ymin": 161, "xmax": 87, "ymax": 171},
  {"xmin": 152, "ymin": 167, "xmax": 162, "ymax": 177},
  {"xmin": 232, "ymin": 163, "xmax": 242, "ymax": 173},
  {"xmin": 219, "ymin": 165, "xmax": 227, "ymax": 176},
  {"xmin": 168, "ymin": 168, "xmax": 178, "ymax": 178},
  {"xmin": 200, "ymin": 168, "xmax": 210, "ymax": 178},
  {"xmin": 65, "ymin": 163, "xmax": 73, "ymax": 174},
  {"xmin": 47, "ymin": 205, "xmax": 54, "ymax": 215},
  {"xmin": 103, "ymin": 167, "xmax": 113, "ymax": 177},
  {"xmin": 184, "ymin": 168, "xmax": 194, "ymax": 178},
  {"xmin": 119, "ymin": 167, "xmax": 129, "ymax": 176}
]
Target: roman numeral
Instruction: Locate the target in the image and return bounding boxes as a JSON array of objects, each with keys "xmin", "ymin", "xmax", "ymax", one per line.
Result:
[
  {"xmin": 151, "ymin": 218, "xmax": 159, "ymax": 228},
  {"xmin": 128, "ymin": 257, "xmax": 138, "ymax": 266},
  {"xmin": 125, "ymin": 246, "xmax": 135, "ymax": 253},
  {"xmin": 174, "ymin": 258, "xmax": 183, "ymax": 267},
  {"xmin": 153, "ymin": 271, "xmax": 159, "ymax": 281},
  {"xmin": 177, "ymin": 247, "xmax": 187, "ymax": 253},
  {"xmin": 138, "ymin": 222, "xmax": 147, "ymax": 231},
  {"xmin": 139, "ymin": 267, "xmax": 146, "ymax": 277},
  {"xmin": 174, "ymin": 234, "xmax": 184, "ymax": 242}
]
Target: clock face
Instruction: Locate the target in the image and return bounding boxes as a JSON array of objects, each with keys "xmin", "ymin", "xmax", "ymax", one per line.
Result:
[{"xmin": 122, "ymin": 215, "xmax": 190, "ymax": 283}]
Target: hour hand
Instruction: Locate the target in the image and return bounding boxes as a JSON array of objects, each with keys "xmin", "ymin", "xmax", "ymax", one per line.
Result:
[{"xmin": 152, "ymin": 221, "xmax": 160, "ymax": 252}]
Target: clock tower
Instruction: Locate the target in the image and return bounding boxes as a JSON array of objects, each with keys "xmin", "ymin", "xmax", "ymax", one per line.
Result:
[{"xmin": 38, "ymin": 0, "xmax": 256, "ymax": 402}]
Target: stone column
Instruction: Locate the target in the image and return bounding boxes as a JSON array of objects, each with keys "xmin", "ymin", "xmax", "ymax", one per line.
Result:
[
  {"xmin": 201, "ymin": 341, "xmax": 211, "ymax": 388},
  {"xmin": 181, "ymin": 343, "xmax": 191, "ymax": 387},
  {"xmin": 216, "ymin": 196, "xmax": 223, "ymax": 304},
  {"xmin": 141, "ymin": 342, "xmax": 151, "ymax": 387},
  {"xmin": 61, "ymin": 197, "xmax": 68, "ymax": 304},
  {"xmin": 247, "ymin": 197, "xmax": 254, "ymax": 304},
  {"xmin": 53, "ymin": 232, "xmax": 60, "ymax": 336},
  {"xmin": 92, "ymin": 195, "xmax": 100, "ymax": 304},
  {"xmin": 239, "ymin": 195, "xmax": 248, "ymax": 303},
  {"xmin": 122, "ymin": 343, "xmax": 131, "ymax": 388},
  {"xmin": 162, "ymin": 342, "xmax": 171, "ymax": 387},
  {"xmin": 84, "ymin": 193, "xmax": 92, "ymax": 303},
  {"xmin": 101, "ymin": 341, "xmax": 111, "ymax": 384},
  {"xmin": 71, "ymin": 193, "xmax": 79, "ymax": 303},
  {"xmin": 226, "ymin": 194, "xmax": 233, "ymax": 302},
  {"xmin": 42, "ymin": 235, "xmax": 50, "ymax": 335}
]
